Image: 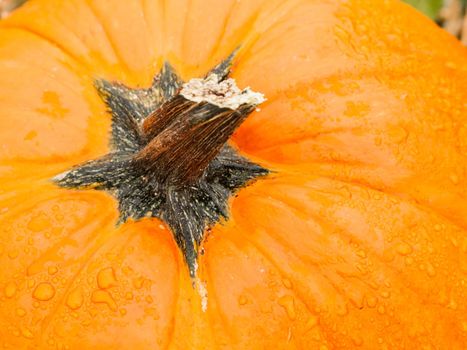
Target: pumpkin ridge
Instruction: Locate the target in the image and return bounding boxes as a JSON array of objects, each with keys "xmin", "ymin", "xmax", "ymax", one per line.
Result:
[
  {"xmin": 0, "ymin": 24, "xmax": 87, "ymax": 72},
  {"xmin": 84, "ymin": 1, "xmax": 131, "ymax": 77},
  {"xmin": 205, "ymin": 0, "xmax": 241, "ymax": 60},
  {"xmin": 231, "ymin": 185, "xmax": 461, "ymax": 348},
  {"xmin": 36, "ymin": 220, "xmax": 127, "ymax": 344}
]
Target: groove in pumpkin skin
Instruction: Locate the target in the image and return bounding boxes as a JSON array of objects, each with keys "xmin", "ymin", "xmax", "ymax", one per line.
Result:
[
  {"xmin": 36, "ymin": 214, "xmax": 119, "ymax": 344},
  {"xmin": 0, "ymin": 28, "xmax": 90, "ymax": 96},
  {"xmin": 83, "ymin": 0, "xmax": 131, "ymax": 80},
  {"xmin": 0, "ymin": 197, "xmax": 117, "ymax": 346},
  {"xmin": 228, "ymin": 182, "xmax": 465, "ymax": 347},
  {"xmin": 253, "ymin": 176, "xmax": 467, "ymax": 311},
  {"xmin": 0, "ymin": 24, "xmax": 86, "ymax": 73},
  {"xmin": 204, "ymin": 223, "xmax": 334, "ymax": 348},
  {"xmin": 204, "ymin": 0, "xmax": 241, "ymax": 62}
]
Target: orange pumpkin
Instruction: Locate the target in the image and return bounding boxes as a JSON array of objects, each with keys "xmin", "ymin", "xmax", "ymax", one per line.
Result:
[{"xmin": 0, "ymin": 0, "xmax": 467, "ymax": 349}]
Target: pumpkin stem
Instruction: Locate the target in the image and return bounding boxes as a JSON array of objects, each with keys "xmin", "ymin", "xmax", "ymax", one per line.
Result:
[
  {"xmin": 135, "ymin": 74, "xmax": 265, "ymax": 186},
  {"xmin": 54, "ymin": 55, "xmax": 268, "ymax": 278}
]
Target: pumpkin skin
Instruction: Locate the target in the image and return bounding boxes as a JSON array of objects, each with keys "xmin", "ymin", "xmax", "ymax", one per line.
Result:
[{"xmin": 0, "ymin": 0, "xmax": 467, "ymax": 349}]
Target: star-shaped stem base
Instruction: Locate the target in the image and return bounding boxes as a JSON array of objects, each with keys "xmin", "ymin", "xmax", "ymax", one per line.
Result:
[{"xmin": 54, "ymin": 54, "xmax": 268, "ymax": 277}]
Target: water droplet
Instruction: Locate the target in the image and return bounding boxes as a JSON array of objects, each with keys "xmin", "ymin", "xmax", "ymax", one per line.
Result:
[
  {"xmin": 434, "ymin": 224, "xmax": 442, "ymax": 231},
  {"xmin": 377, "ymin": 305, "xmax": 386, "ymax": 314},
  {"xmin": 396, "ymin": 242, "xmax": 413, "ymax": 256},
  {"xmin": 356, "ymin": 250, "xmax": 367, "ymax": 258},
  {"xmin": 8, "ymin": 250, "xmax": 18, "ymax": 259},
  {"xmin": 426, "ymin": 262, "xmax": 436, "ymax": 277},
  {"xmin": 21, "ymin": 327, "xmax": 34, "ymax": 339},
  {"xmin": 97, "ymin": 267, "xmax": 117, "ymax": 289},
  {"xmin": 27, "ymin": 279, "xmax": 35, "ymax": 289},
  {"xmin": 48, "ymin": 266, "xmax": 58, "ymax": 275},
  {"xmin": 405, "ymin": 257, "xmax": 414, "ymax": 266},
  {"xmin": 91, "ymin": 290, "xmax": 117, "ymax": 311},
  {"xmin": 66, "ymin": 288, "xmax": 84, "ymax": 310},
  {"xmin": 461, "ymin": 321, "xmax": 467, "ymax": 332},
  {"xmin": 447, "ymin": 299, "xmax": 458, "ymax": 310},
  {"xmin": 388, "ymin": 126, "xmax": 408, "ymax": 143},
  {"xmin": 238, "ymin": 295, "xmax": 248, "ymax": 305},
  {"xmin": 278, "ymin": 295, "xmax": 296, "ymax": 320},
  {"xmin": 133, "ymin": 277, "xmax": 145, "ymax": 289},
  {"xmin": 282, "ymin": 279, "xmax": 293, "ymax": 289},
  {"xmin": 125, "ymin": 291, "xmax": 134, "ymax": 300},
  {"xmin": 145, "ymin": 295, "xmax": 153, "ymax": 304},
  {"xmin": 32, "ymin": 282, "xmax": 55, "ymax": 301},
  {"xmin": 4, "ymin": 282, "xmax": 16, "ymax": 298},
  {"xmin": 119, "ymin": 308, "xmax": 127, "ymax": 316},
  {"xmin": 366, "ymin": 297, "xmax": 378, "ymax": 308},
  {"xmin": 16, "ymin": 308, "xmax": 26, "ymax": 317},
  {"xmin": 27, "ymin": 213, "xmax": 50, "ymax": 232},
  {"xmin": 304, "ymin": 315, "xmax": 319, "ymax": 332},
  {"xmin": 352, "ymin": 335, "xmax": 363, "ymax": 346},
  {"xmin": 449, "ymin": 173, "xmax": 459, "ymax": 185},
  {"xmin": 380, "ymin": 291, "xmax": 391, "ymax": 299}
]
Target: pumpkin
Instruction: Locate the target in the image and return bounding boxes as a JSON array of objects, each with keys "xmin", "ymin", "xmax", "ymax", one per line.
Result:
[{"xmin": 0, "ymin": 0, "xmax": 466, "ymax": 348}]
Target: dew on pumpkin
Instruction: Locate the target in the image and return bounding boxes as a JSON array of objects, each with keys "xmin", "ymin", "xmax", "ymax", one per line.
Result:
[
  {"xmin": 377, "ymin": 305, "xmax": 386, "ymax": 315},
  {"xmin": 27, "ymin": 213, "xmax": 50, "ymax": 232},
  {"xmin": 7, "ymin": 250, "xmax": 19, "ymax": 259},
  {"xmin": 396, "ymin": 242, "xmax": 413, "ymax": 256},
  {"xmin": 238, "ymin": 295, "xmax": 248, "ymax": 306},
  {"xmin": 27, "ymin": 279, "xmax": 35, "ymax": 289},
  {"xmin": 119, "ymin": 308, "xmax": 127, "ymax": 316},
  {"xmin": 426, "ymin": 262, "xmax": 436, "ymax": 277},
  {"xmin": 124, "ymin": 291, "xmax": 134, "ymax": 300},
  {"xmin": 4, "ymin": 282, "xmax": 17, "ymax": 298},
  {"xmin": 15, "ymin": 308, "xmax": 26, "ymax": 317},
  {"xmin": 278, "ymin": 295, "xmax": 296, "ymax": 320},
  {"xmin": 304, "ymin": 315, "xmax": 319, "ymax": 332},
  {"xmin": 380, "ymin": 290, "xmax": 390, "ymax": 299},
  {"xmin": 48, "ymin": 266, "xmax": 58, "ymax": 275},
  {"xmin": 32, "ymin": 282, "xmax": 55, "ymax": 301},
  {"xmin": 356, "ymin": 249, "xmax": 367, "ymax": 258},
  {"xmin": 352, "ymin": 335, "xmax": 364, "ymax": 346},
  {"xmin": 282, "ymin": 278, "xmax": 293, "ymax": 289},
  {"xmin": 66, "ymin": 288, "xmax": 84, "ymax": 310},
  {"xmin": 132, "ymin": 276, "xmax": 145, "ymax": 289},
  {"xmin": 449, "ymin": 174, "xmax": 459, "ymax": 185},
  {"xmin": 97, "ymin": 267, "xmax": 117, "ymax": 289},
  {"xmin": 20, "ymin": 327, "xmax": 34, "ymax": 339},
  {"xmin": 23, "ymin": 130, "xmax": 37, "ymax": 141},
  {"xmin": 91, "ymin": 290, "xmax": 117, "ymax": 311}
]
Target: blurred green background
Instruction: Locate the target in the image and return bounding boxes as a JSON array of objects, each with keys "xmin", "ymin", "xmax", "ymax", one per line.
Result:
[
  {"xmin": 405, "ymin": 0, "xmax": 445, "ymax": 18},
  {"xmin": 405, "ymin": 0, "xmax": 466, "ymax": 44}
]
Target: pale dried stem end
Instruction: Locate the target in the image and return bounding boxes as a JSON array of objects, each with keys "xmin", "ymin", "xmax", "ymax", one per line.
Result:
[
  {"xmin": 0, "ymin": 0, "xmax": 27, "ymax": 18},
  {"xmin": 181, "ymin": 74, "xmax": 266, "ymax": 110}
]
